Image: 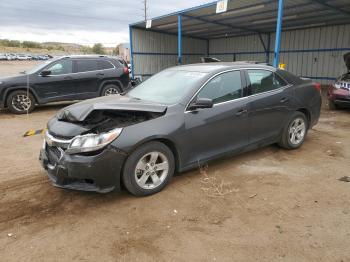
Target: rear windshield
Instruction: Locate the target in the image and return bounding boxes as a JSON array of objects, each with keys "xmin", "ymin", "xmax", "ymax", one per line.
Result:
[{"xmin": 276, "ymin": 69, "xmax": 302, "ymax": 85}]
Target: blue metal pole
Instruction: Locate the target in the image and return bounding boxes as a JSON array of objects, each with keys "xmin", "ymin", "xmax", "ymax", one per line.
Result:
[
  {"xmin": 178, "ymin": 15, "xmax": 182, "ymax": 65},
  {"xmin": 273, "ymin": 0, "xmax": 284, "ymax": 67},
  {"xmin": 129, "ymin": 25, "xmax": 135, "ymax": 79}
]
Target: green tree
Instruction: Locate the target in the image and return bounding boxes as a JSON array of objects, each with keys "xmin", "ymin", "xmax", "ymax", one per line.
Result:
[
  {"xmin": 113, "ymin": 45, "xmax": 120, "ymax": 55},
  {"xmin": 92, "ymin": 43, "xmax": 105, "ymax": 54},
  {"xmin": 22, "ymin": 41, "xmax": 41, "ymax": 48}
]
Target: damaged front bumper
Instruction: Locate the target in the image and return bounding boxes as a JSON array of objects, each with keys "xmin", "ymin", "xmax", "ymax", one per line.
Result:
[{"xmin": 39, "ymin": 143, "xmax": 127, "ymax": 193}]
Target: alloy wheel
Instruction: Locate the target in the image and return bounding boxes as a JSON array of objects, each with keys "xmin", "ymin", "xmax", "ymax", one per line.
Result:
[
  {"xmin": 134, "ymin": 151, "xmax": 169, "ymax": 190},
  {"xmin": 288, "ymin": 117, "xmax": 306, "ymax": 145},
  {"xmin": 104, "ymin": 87, "xmax": 119, "ymax": 96},
  {"xmin": 11, "ymin": 94, "xmax": 31, "ymax": 112}
]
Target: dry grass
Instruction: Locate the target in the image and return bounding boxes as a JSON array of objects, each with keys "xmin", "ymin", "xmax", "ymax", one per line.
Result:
[{"xmin": 199, "ymin": 163, "xmax": 239, "ymax": 197}]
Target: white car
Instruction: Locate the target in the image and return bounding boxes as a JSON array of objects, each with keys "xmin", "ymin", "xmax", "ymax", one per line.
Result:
[
  {"xmin": 16, "ymin": 54, "xmax": 32, "ymax": 60},
  {"xmin": 5, "ymin": 54, "xmax": 16, "ymax": 60},
  {"xmin": 0, "ymin": 53, "xmax": 7, "ymax": 60}
]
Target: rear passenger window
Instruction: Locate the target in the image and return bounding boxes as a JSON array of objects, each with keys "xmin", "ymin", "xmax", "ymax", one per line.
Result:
[
  {"xmin": 76, "ymin": 59, "xmax": 98, "ymax": 72},
  {"xmin": 98, "ymin": 60, "xmax": 114, "ymax": 70},
  {"xmin": 197, "ymin": 71, "xmax": 242, "ymax": 104},
  {"xmin": 247, "ymin": 70, "xmax": 285, "ymax": 95}
]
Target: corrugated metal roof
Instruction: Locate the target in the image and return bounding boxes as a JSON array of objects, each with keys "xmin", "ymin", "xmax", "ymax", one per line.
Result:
[{"xmin": 131, "ymin": 0, "xmax": 350, "ymax": 39}]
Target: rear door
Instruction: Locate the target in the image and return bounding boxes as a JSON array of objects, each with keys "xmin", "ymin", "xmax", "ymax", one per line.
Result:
[
  {"xmin": 72, "ymin": 59, "xmax": 103, "ymax": 98},
  {"xmin": 245, "ymin": 69, "xmax": 293, "ymax": 144},
  {"xmin": 183, "ymin": 70, "xmax": 250, "ymax": 165}
]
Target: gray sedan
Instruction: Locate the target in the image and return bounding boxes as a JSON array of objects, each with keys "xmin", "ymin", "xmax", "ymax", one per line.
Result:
[{"xmin": 40, "ymin": 62, "xmax": 322, "ymax": 196}]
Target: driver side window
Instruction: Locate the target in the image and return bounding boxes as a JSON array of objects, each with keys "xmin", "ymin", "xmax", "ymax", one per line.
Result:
[
  {"xmin": 197, "ymin": 71, "xmax": 242, "ymax": 104},
  {"xmin": 46, "ymin": 60, "xmax": 73, "ymax": 75}
]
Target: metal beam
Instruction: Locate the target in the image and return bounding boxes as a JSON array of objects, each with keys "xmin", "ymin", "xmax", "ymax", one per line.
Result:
[
  {"xmin": 310, "ymin": 0, "xmax": 350, "ymax": 17},
  {"xmin": 258, "ymin": 33, "xmax": 267, "ymax": 52},
  {"xmin": 178, "ymin": 15, "xmax": 182, "ymax": 65},
  {"xmin": 133, "ymin": 26, "xmax": 208, "ymax": 41},
  {"xmin": 182, "ymin": 14, "xmax": 262, "ymax": 34},
  {"xmin": 273, "ymin": 0, "xmax": 284, "ymax": 67},
  {"xmin": 129, "ymin": 25, "xmax": 135, "ymax": 79},
  {"xmin": 266, "ymin": 33, "xmax": 271, "ymax": 64}
]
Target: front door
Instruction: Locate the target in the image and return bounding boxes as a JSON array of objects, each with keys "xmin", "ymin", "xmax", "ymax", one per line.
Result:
[
  {"xmin": 182, "ymin": 70, "xmax": 249, "ymax": 166},
  {"xmin": 34, "ymin": 59, "xmax": 75, "ymax": 101}
]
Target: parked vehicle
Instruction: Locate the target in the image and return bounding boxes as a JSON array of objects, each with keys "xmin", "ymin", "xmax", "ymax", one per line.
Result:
[
  {"xmin": 16, "ymin": 54, "xmax": 32, "ymax": 60},
  {"xmin": 0, "ymin": 54, "xmax": 7, "ymax": 60},
  {"xmin": 31, "ymin": 55, "xmax": 49, "ymax": 60},
  {"xmin": 0, "ymin": 55, "xmax": 130, "ymax": 113},
  {"xmin": 39, "ymin": 62, "xmax": 322, "ymax": 196},
  {"xmin": 6, "ymin": 54, "xmax": 17, "ymax": 60},
  {"xmin": 328, "ymin": 52, "xmax": 350, "ymax": 109}
]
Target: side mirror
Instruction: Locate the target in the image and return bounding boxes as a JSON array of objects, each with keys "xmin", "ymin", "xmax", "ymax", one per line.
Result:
[
  {"xmin": 40, "ymin": 70, "xmax": 51, "ymax": 77},
  {"xmin": 188, "ymin": 98, "xmax": 213, "ymax": 111}
]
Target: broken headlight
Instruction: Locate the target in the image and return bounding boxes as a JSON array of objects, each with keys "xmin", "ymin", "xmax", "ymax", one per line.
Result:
[{"xmin": 66, "ymin": 128, "xmax": 122, "ymax": 154}]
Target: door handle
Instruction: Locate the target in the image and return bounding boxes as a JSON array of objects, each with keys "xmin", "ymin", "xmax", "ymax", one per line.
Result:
[
  {"xmin": 64, "ymin": 76, "xmax": 72, "ymax": 80},
  {"xmin": 235, "ymin": 109, "xmax": 247, "ymax": 116},
  {"xmin": 280, "ymin": 97, "xmax": 289, "ymax": 103},
  {"xmin": 96, "ymin": 73, "xmax": 104, "ymax": 76}
]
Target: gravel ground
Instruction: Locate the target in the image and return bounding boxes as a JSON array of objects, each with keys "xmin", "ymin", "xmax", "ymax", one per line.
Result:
[{"xmin": 0, "ymin": 61, "xmax": 350, "ymax": 262}]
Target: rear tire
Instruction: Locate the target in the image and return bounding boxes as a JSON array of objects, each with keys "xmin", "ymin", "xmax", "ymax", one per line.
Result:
[
  {"xmin": 122, "ymin": 142, "xmax": 175, "ymax": 196},
  {"xmin": 278, "ymin": 112, "xmax": 308, "ymax": 150},
  {"xmin": 101, "ymin": 84, "xmax": 122, "ymax": 96},
  {"xmin": 328, "ymin": 100, "xmax": 338, "ymax": 110},
  {"xmin": 6, "ymin": 90, "xmax": 35, "ymax": 114}
]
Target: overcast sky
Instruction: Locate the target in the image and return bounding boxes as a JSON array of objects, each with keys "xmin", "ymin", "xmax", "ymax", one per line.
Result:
[{"xmin": 0, "ymin": 0, "xmax": 211, "ymax": 46}]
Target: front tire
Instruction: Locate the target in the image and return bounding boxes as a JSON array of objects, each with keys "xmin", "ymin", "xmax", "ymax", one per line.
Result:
[
  {"xmin": 122, "ymin": 142, "xmax": 175, "ymax": 196},
  {"xmin": 6, "ymin": 90, "xmax": 35, "ymax": 114},
  {"xmin": 278, "ymin": 112, "xmax": 308, "ymax": 150},
  {"xmin": 101, "ymin": 84, "xmax": 122, "ymax": 96}
]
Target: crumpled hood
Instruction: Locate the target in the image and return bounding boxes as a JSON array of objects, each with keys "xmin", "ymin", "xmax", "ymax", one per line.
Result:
[
  {"xmin": 57, "ymin": 95, "xmax": 167, "ymax": 122},
  {"xmin": 344, "ymin": 52, "xmax": 350, "ymax": 72}
]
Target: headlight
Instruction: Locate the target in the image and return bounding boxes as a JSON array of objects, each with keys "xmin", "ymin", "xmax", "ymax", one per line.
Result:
[
  {"xmin": 66, "ymin": 128, "xmax": 122, "ymax": 154},
  {"xmin": 334, "ymin": 82, "xmax": 341, "ymax": 89}
]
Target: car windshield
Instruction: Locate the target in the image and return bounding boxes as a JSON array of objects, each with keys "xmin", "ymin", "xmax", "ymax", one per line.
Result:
[
  {"xmin": 25, "ymin": 60, "xmax": 53, "ymax": 74},
  {"xmin": 127, "ymin": 70, "xmax": 207, "ymax": 104}
]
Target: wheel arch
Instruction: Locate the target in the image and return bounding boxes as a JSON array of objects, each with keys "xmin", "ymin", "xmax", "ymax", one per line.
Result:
[
  {"xmin": 4, "ymin": 86, "xmax": 39, "ymax": 107},
  {"xmin": 120, "ymin": 137, "xmax": 181, "ymax": 186},
  {"xmin": 296, "ymin": 108, "xmax": 311, "ymax": 127},
  {"xmin": 99, "ymin": 80, "xmax": 123, "ymax": 95}
]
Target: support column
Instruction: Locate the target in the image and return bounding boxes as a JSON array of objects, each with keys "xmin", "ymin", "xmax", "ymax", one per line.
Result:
[
  {"xmin": 178, "ymin": 15, "xmax": 182, "ymax": 65},
  {"xmin": 266, "ymin": 33, "xmax": 271, "ymax": 64},
  {"xmin": 273, "ymin": 0, "xmax": 284, "ymax": 67},
  {"xmin": 129, "ymin": 25, "xmax": 135, "ymax": 79}
]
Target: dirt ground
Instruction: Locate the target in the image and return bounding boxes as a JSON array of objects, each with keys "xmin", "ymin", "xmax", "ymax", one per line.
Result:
[
  {"xmin": 0, "ymin": 61, "xmax": 42, "ymax": 77},
  {"xmin": 0, "ymin": 62, "xmax": 350, "ymax": 262}
]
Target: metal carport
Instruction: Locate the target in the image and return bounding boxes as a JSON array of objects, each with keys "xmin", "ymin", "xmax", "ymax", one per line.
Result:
[{"xmin": 129, "ymin": 0, "xmax": 350, "ymax": 84}]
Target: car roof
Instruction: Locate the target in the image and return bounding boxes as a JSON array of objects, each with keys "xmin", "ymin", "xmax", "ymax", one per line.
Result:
[
  {"xmin": 170, "ymin": 62, "xmax": 276, "ymax": 73},
  {"xmin": 59, "ymin": 55, "xmax": 124, "ymax": 60}
]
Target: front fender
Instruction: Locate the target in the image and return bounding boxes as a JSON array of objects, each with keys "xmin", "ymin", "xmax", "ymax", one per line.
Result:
[{"xmin": 2, "ymin": 85, "xmax": 41, "ymax": 107}]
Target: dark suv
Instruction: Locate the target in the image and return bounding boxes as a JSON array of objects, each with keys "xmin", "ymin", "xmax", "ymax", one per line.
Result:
[{"xmin": 0, "ymin": 55, "xmax": 130, "ymax": 113}]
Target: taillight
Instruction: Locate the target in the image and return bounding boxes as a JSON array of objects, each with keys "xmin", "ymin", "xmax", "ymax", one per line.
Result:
[
  {"xmin": 123, "ymin": 67, "xmax": 129, "ymax": 74},
  {"xmin": 313, "ymin": 83, "xmax": 321, "ymax": 92}
]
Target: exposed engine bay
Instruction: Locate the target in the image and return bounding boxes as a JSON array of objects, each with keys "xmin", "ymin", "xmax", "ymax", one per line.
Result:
[{"xmin": 73, "ymin": 110, "xmax": 165, "ymax": 133}]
